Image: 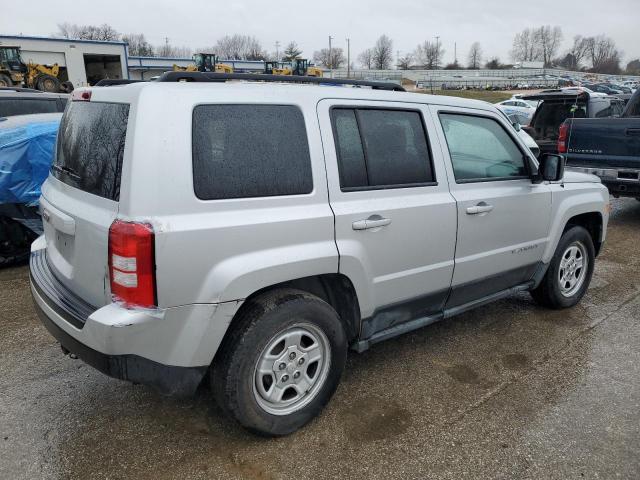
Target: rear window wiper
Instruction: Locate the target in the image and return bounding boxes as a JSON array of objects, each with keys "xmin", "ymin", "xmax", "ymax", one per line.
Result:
[{"xmin": 51, "ymin": 164, "xmax": 81, "ymax": 181}]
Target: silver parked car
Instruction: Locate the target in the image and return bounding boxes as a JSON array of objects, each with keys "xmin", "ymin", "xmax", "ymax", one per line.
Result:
[{"xmin": 31, "ymin": 74, "xmax": 609, "ymax": 436}]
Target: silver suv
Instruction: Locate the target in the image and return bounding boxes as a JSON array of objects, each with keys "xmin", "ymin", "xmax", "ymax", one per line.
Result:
[{"xmin": 30, "ymin": 74, "xmax": 609, "ymax": 436}]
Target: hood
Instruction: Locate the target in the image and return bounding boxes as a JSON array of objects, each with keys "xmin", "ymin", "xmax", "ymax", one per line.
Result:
[{"xmin": 563, "ymin": 170, "xmax": 602, "ymax": 184}]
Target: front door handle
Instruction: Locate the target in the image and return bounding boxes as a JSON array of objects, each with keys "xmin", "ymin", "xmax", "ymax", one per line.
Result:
[
  {"xmin": 466, "ymin": 202, "xmax": 494, "ymax": 215},
  {"xmin": 352, "ymin": 215, "xmax": 392, "ymax": 230}
]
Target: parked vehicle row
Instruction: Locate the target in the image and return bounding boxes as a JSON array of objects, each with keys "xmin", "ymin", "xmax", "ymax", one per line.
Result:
[{"xmin": 30, "ymin": 72, "xmax": 609, "ymax": 436}]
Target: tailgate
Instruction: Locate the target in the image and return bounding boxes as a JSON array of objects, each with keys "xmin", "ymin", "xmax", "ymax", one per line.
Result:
[
  {"xmin": 41, "ymin": 100, "xmax": 129, "ymax": 308},
  {"xmin": 567, "ymin": 118, "xmax": 640, "ymax": 169}
]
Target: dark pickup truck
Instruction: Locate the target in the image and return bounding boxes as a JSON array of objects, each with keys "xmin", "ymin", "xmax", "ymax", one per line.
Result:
[
  {"xmin": 560, "ymin": 89, "xmax": 640, "ymax": 199},
  {"xmin": 522, "ymin": 89, "xmax": 626, "ymax": 156}
]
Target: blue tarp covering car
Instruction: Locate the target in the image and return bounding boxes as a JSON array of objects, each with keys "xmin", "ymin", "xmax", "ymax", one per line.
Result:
[
  {"xmin": 0, "ymin": 113, "xmax": 61, "ymax": 206},
  {"xmin": 0, "ymin": 112, "xmax": 61, "ymax": 266}
]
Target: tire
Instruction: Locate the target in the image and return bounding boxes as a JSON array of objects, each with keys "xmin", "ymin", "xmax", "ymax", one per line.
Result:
[
  {"xmin": 531, "ymin": 226, "xmax": 595, "ymax": 309},
  {"xmin": 0, "ymin": 217, "xmax": 36, "ymax": 268},
  {"xmin": 36, "ymin": 74, "xmax": 60, "ymax": 92},
  {"xmin": 211, "ymin": 288, "xmax": 347, "ymax": 436},
  {"xmin": 0, "ymin": 73, "xmax": 12, "ymax": 87}
]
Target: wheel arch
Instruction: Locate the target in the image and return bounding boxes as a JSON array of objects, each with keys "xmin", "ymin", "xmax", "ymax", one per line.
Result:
[{"xmin": 225, "ymin": 274, "xmax": 362, "ymax": 345}]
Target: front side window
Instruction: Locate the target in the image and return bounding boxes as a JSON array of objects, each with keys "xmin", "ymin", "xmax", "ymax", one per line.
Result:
[
  {"xmin": 331, "ymin": 107, "xmax": 434, "ymax": 190},
  {"xmin": 439, "ymin": 113, "xmax": 528, "ymax": 182},
  {"xmin": 192, "ymin": 104, "xmax": 313, "ymax": 200}
]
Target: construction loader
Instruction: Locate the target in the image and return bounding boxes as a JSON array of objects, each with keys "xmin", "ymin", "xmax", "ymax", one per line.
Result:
[
  {"xmin": 263, "ymin": 58, "xmax": 323, "ymax": 77},
  {"xmin": 173, "ymin": 53, "xmax": 233, "ymax": 74},
  {"xmin": 0, "ymin": 45, "xmax": 69, "ymax": 92}
]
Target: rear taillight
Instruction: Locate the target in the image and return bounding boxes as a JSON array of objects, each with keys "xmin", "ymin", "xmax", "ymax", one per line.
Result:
[
  {"xmin": 108, "ymin": 220, "xmax": 156, "ymax": 309},
  {"xmin": 557, "ymin": 121, "xmax": 569, "ymax": 154},
  {"xmin": 71, "ymin": 89, "xmax": 91, "ymax": 101}
]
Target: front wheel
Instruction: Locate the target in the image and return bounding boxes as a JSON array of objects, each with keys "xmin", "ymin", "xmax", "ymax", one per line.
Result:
[
  {"xmin": 531, "ymin": 226, "xmax": 595, "ymax": 309},
  {"xmin": 0, "ymin": 74, "xmax": 12, "ymax": 88},
  {"xmin": 211, "ymin": 289, "xmax": 347, "ymax": 436}
]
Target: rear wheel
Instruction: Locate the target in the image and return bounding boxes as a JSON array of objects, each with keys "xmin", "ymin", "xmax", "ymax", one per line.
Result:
[
  {"xmin": 0, "ymin": 73, "xmax": 12, "ymax": 87},
  {"xmin": 531, "ymin": 226, "xmax": 595, "ymax": 309},
  {"xmin": 211, "ymin": 289, "xmax": 347, "ymax": 436},
  {"xmin": 36, "ymin": 74, "xmax": 60, "ymax": 92}
]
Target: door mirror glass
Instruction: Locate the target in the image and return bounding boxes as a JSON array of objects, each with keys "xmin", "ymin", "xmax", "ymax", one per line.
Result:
[{"xmin": 538, "ymin": 153, "xmax": 565, "ymax": 182}]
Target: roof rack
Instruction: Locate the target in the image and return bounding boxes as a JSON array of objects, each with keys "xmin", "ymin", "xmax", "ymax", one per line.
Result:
[
  {"xmin": 156, "ymin": 71, "xmax": 406, "ymax": 92},
  {"xmin": 0, "ymin": 86, "xmax": 43, "ymax": 93},
  {"xmin": 94, "ymin": 79, "xmax": 146, "ymax": 87}
]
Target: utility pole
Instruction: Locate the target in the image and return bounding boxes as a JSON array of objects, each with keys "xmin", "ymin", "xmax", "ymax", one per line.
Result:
[
  {"xmin": 454, "ymin": 42, "xmax": 457, "ymax": 65},
  {"xmin": 164, "ymin": 37, "xmax": 169, "ymax": 56},
  {"xmin": 328, "ymin": 35, "xmax": 333, "ymax": 77},
  {"xmin": 434, "ymin": 35, "xmax": 440, "ymax": 69},
  {"xmin": 346, "ymin": 38, "xmax": 351, "ymax": 78},
  {"xmin": 275, "ymin": 41, "xmax": 280, "ymax": 61}
]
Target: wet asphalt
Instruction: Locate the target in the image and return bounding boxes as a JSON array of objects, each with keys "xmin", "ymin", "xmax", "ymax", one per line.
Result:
[{"xmin": 1, "ymin": 198, "xmax": 639, "ymax": 480}]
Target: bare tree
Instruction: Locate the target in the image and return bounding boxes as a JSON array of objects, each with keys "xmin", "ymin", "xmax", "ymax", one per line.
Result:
[
  {"xmin": 313, "ymin": 47, "xmax": 346, "ymax": 68},
  {"xmin": 209, "ymin": 35, "xmax": 266, "ymax": 60},
  {"xmin": 560, "ymin": 35, "xmax": 590, "ymax": 70},
  {"xmin": 397, "ymin": 53, "xmax": 413, "ymax": 70},
  {"xmin": 283, "ymin": 41, "xmax": 303, "ymax": 61},
  {"xmin": 372, "ymin": 35, "xmax": 394, "ymax": 69},
  {"xmin": 511, "ymin": 28, "xmax": 540, "ymax": 62},
  {"xmin": 586, "ymin": 35, "xmax": 621, "ymax": 73},
  {"xmin": 414, "ymin": 41, "xmax": 444, "ymax": 69},
  {"xmin": 467, "ymin": 42, "xmax": 482, "ymax": 69},
  {"xmin": 57, "ymin": 23, "xmax": 120, "ymax": 41},
  {"xmin": 357, "ymin": 49, "xmax": 374, "ymax": 69},
  {"xmin": 537, "ymin": 25, "xmax": 563, "ymax": 66},
  {"xmin": 627, "ymin": 59, "xmax": 640, "ymax": 75},
  {"xmin": 122, "ymin": 33, "xmax": 154, "ymax": 57},
  {"xmin": 154, "ymin": 41, "xmax": 191, "ymax": 58}
]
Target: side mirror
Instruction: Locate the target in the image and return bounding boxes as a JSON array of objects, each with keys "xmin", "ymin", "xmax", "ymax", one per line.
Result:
[
  {"xmin": 537, "ymin": 153, "xmax": 565, "ymax": 182},
  {"xmin": 512, "ymin": 121, "xmax": 521, "ymax": 132}
]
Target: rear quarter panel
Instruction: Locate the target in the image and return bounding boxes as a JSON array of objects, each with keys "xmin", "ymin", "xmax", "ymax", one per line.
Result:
[{"xmin": 115, "ymin": 85, "xmax": 338, "ymax": 308}]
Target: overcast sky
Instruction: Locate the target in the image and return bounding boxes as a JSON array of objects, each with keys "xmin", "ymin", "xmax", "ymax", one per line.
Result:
[{"xmin": 1, "ymin": 0, "xmax": 638, "ymax": 65}]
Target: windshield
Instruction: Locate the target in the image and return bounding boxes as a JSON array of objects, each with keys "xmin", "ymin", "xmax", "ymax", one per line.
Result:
[{"xmin": 0, "ymin": 48, "xmax": 22, "ymax": 62}]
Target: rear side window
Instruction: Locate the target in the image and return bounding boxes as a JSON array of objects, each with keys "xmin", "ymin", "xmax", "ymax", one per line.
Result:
[
  {"xmin": 53, "ymin": 101, "xmax": 129, "ymax": 201},
  {"xmin": 192, "ymin": 104, "xmax": 313, "ymax": 200},
  {"xmin": 0, "ymin": 98, "xmax": 63, "ymax": 117},
  {"xmin": 331, "ymin": 108, "xmax": 434, "ymax": 190}
]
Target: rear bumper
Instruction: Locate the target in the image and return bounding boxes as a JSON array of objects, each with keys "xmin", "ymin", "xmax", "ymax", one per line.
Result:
[
  {"xmin": 29, "ymin": 237, "xmax": 237, "ymax": 396},
  {"xmin": 33, "ymin": 299, "xmax": 207, "ymax": 396},
  {"xmin": 566, "ymin": 166, "xmax": 640, "ymax": 198}
]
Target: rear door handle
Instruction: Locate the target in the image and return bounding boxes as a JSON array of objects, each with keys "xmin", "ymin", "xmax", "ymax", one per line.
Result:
[
  {"xmin": 466, "ymin": 203, "xmax": 494, "ymax": 215},
  {"xmin": 626, "ymin": 128, "xmax": 640, "ymax": 136},
  {"xmin": 352, "ymin": 216, "xmax": 392, "ymax": 230}
]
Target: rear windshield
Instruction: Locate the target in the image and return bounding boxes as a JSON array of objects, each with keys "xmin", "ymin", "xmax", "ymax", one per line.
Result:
[
  {"xmin": 53, "ymin": 101, "xmax": 129, "ymax": 201},
  {"xmin": 0, "ymin": 97, "xmax": 65, "ymax": 117}
]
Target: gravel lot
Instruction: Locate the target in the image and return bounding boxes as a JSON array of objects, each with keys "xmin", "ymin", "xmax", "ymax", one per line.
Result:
[{"xmin": 1, "ymin": 198, "xmax": 639, "ymax": 480}]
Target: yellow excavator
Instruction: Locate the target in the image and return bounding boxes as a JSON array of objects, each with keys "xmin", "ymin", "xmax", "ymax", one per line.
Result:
[
  {"xmin": 264, "ymin": 58, "xmax": 323, "ymax": 77},
  {"xmin": 173, "ymin": 53, "xmax": 233, "ymax": 74},
  {"xmin": 0, "ymin": 45, "xmax": 69, "ymax": 92}
]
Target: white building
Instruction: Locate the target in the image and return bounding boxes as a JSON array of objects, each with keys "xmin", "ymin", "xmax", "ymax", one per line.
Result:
[{"xmin": 0, "ymin": 35, "xmax": 129, "ymax": 87}]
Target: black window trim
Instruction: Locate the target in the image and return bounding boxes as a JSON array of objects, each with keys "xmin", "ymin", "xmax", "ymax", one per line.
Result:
[
  {"xmin": 437, "ymin": 110, "xmax": 534, "ymax": 184},
  {"xmin": 191, "ymin": 102, "xmax": 315, "ymax": 201},
  {"xmin": 329, "ymin": 105, "xmax": 438, "ymax": 192}
]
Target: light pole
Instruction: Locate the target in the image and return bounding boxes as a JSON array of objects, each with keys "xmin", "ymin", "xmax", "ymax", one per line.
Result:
[
  {"xmin": 328, "ymin": 35, "xmax": 333, "ymax": 77},
  {"xmin": 434, "ymin": 35, "xmax": 440, "ymax": 69},
  {"xmin": 275, "ymin": 41, "xmax": 280, "ymax": 61},
  {"xmin": 346, "ymin": 38, "xmax": 350, "ymax": 78}
]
